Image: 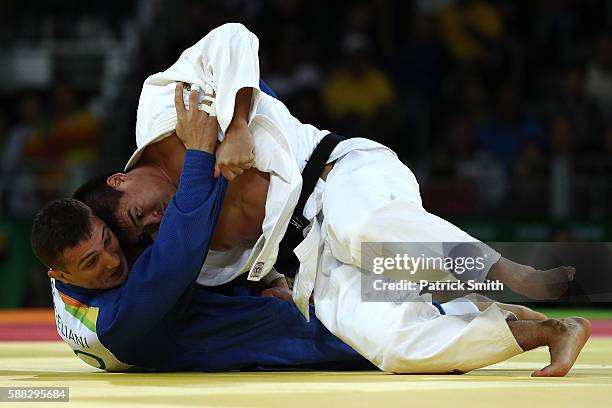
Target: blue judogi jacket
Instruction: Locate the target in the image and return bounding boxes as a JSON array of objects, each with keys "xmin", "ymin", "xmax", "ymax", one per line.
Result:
[{"xmin": 51, "ymin": 150, "xmax": 371, "ymax": 372}]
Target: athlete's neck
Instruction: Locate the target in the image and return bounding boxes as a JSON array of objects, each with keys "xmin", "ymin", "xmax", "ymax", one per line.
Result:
[{"xmin": 138, "ymin": 133, "xmax": 186, "ymax": 186}]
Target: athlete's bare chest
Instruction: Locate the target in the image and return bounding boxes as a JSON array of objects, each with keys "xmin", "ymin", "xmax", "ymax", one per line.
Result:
[{"xmin": 210, "ymin": 169, "xmax": 270, "ymax": 250}]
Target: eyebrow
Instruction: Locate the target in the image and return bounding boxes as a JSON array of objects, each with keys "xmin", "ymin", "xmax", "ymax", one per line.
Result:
[{"xmin": 77, "ymin": 226, "xmax": 106, "ymax": 269}]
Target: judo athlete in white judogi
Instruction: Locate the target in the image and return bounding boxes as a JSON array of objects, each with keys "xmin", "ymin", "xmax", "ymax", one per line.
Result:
[{"xmin": 79, "ymin": 23, "xmax": 589, "ymax": 376}]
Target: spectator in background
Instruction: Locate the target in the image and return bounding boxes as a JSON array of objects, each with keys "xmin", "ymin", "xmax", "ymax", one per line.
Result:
[
  {"xmin": 422, "ymin": 155, "xmax": 479, "ymax": 218},
  {"xmin": 441, "ymin": 72, "xmax": 490, "ymax": 130},
  {"xmin": 459, "ymin": 76, "xmax": 489, "ymax": 121},
  {"xmin": 502, "ymin": 129, "xmax": 551, "ymax": 218},
  {"xmin": 389, "ymin": 12, "xmax": 449, "ymax": 158},
  {"xmin": 1, "ymin": 94, "xmax": 45, "ymax": 215},
  {"xmin": 547, "ymin": 66, "xmax": 601, "ymax": 152},
  {"xmin": 391, "ymin": 13, "xmax": 448, "ymax": 103},
  {"xmin": 322, "ymin": 33, "xmax": 396, "ymax": 139},
  {"xmin": 476, "ymin": 81, "xmax": 548, "ymax": 170},
  {"xmin": 451, "ymin": 114, "xmax": 507, "ymax": 211},
  {"xmin": 27, "ymin": 81, "xmax": 99, "ymax": 165},
  {"xmin": 2, "ymin": 82, "xmax": 99, "ymax": 213},
  {"xmin": 548, "ymin": 115, "xmax": 576, "ymax": 219},
  {"xmin": 287, "ymin": 87, "xmax": 329, "ymax": 128},
  {"xmin": 265, "ymin": 26, "xmax": 323, "ymax": 100},
  {"xmin": 423, "ymin": 114, "xmax": 506, "ymax": 216},
  {"xmin": 436, "ymin": 0, "xmax": 504, "ymax": 64},
  {"xmin": 2, "ymin": 94, "xmax": 44, "ymax": 173},
  {"xmin": 503, "ymin": 148, "xmax": 549, "ymax": 217}
]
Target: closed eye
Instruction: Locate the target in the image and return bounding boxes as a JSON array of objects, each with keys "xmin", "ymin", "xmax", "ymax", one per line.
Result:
[
  {"xmin": 85, "ymin": 256, "xmax": 97, "ymax": 269},
  {"xmin": 128, "ymin": 208, "xmax": 142, "ymax": 230}
]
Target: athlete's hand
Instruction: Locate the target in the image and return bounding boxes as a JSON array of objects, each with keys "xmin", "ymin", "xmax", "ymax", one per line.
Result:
[
  {"xmin": 214, "ymin": 121, "xmax": 254, "ymax": 180},
  {"xmin": 261, "ymin": 277, "xmax": 293, "ymax": 302},
  {"xmin": 174, "ymin": 83, "xmax": 218, "ymax": 153}
]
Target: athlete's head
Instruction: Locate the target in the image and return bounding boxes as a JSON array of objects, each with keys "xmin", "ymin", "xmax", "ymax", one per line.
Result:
[
  {"xmin": 74, "ymin": 168, "xmax": 176, "ymax": 246},
  {"xmin": 31, "ymin": 198, "xmax": 129, "ymax": 289},
  {"xmin": 74, "ymin": 167, "xmax": 176, "ymax": 246}
]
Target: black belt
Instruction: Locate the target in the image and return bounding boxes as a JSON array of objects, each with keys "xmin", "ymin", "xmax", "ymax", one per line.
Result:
[{"xmin": 274, "ymin": 133, "xmax": 346, "ymax": 278}]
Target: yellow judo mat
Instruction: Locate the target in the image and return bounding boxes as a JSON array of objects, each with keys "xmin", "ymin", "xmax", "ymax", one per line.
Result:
[{"xmin": 0, "ymin": 339, "xmax": 611, "ymax": 408}]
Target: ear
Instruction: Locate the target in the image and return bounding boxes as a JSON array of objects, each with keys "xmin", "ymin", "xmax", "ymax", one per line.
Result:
[
  {"xmin": 48, "ymin": 268, "xmax": 69, "ymax": 284},
  {"xmin": 107, "ymin": 173, "xmax": 127, "ymax": 190}
]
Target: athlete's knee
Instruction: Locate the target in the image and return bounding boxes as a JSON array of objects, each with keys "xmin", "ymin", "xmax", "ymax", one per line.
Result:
[{"xmin": 325, "ymin": 212, "xmax": 383, "ymax": 265}]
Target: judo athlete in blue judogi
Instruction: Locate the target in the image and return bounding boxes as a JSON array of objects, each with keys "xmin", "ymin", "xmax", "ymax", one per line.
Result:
[{"xmin": 30, "ymin": 90, "xmax": 371, "ymax": 372}]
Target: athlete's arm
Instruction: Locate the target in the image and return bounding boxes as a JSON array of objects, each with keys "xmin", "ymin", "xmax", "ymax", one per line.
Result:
[
  {"xmin": 214, "ymin": 87, "xmax": 255, "ymax": 180},
  {"xmin": 141, "ymin": 23, "xmax": 263, "ymax": 135},
  {"xmin": 99, "ymin": 87, "xmax": 226, "ymax": 347},
  {"xmin": 142, "ymin": 23, "xmax": 277, "ymax": 181}
]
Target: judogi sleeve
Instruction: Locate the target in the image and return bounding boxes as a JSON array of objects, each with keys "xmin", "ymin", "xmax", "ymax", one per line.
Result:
[
  {"xmin": 136, "ymin": 23, "xmax": 263, "ymax": 148},
  {"xmin": 98, "ymin": 150, "xmax": 227, "ymax": 346}
]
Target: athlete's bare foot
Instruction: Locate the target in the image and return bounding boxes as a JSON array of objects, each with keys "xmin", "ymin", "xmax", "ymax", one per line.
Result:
[
  {"xmin": 512, "ymin": 266, "xmax": 576, "ymax": 300},
  {"xmin": 489, "ymin": 258, "xmax": 576, "ymax": 300},
  {"xmin": 531, "ymin": 317, "xmax": 591, "ymax": 377}
]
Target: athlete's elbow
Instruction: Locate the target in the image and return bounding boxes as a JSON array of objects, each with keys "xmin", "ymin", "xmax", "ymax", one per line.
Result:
[{"xmin": 212, "ymin": 22, "xmax": 253, "ymax": 39}]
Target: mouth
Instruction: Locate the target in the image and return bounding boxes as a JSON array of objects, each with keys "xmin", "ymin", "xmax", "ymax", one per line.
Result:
[
  {"xmin": 109, "ymin": 257, "xmax": 128, "ymax": 283},
  {"xmin": 109, "ymin": 267, "xmax": 123, "ymax": 281}
]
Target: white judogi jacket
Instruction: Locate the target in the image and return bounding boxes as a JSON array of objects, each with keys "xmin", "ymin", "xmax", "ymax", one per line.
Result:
[{"xmin": 126, "ymin": 23, "xmax": 387, "ymax": 318}]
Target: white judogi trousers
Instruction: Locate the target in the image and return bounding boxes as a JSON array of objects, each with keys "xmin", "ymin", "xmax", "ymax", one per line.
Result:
[{"xmin": 312, "ymin": 148, "xmax": 524, "ymax": 373}]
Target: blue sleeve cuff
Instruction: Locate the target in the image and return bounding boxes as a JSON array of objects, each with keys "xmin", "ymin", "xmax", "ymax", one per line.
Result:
[{"xmin": 183, "ymin": 149, "xmax": 215, "ymax": 176}]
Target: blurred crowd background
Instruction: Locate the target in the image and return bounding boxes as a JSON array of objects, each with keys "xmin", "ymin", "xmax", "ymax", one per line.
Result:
[{"xmin": 1, "ymin": 0, "xmax": 612, "ymax": 307}]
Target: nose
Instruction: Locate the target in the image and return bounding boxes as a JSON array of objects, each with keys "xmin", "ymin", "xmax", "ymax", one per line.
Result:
[
  {"xmin": 143, "ymin": 212, "xmax": 163, "ymax": 234},
  {"xmin": 103, "ymin": 251, "xmax": 121, "ymax": 271}
]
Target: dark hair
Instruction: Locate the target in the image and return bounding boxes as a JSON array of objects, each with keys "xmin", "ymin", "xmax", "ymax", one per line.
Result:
[
  {"xmin": 72, "ymin": 173, "xmax": 129, "ymax": 245},
  {"xmin": 31, "ymin": 198, "xmax": 93, "ymax": 268}
]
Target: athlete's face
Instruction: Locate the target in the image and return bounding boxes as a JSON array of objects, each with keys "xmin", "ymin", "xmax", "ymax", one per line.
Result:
[
  {"xmin": 48, "ymin": 216, "xmax": 129, "ymax": 289},
  {"xmin": 107, "ymin": 170, "xmax": 176, "ymax": 245}
]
